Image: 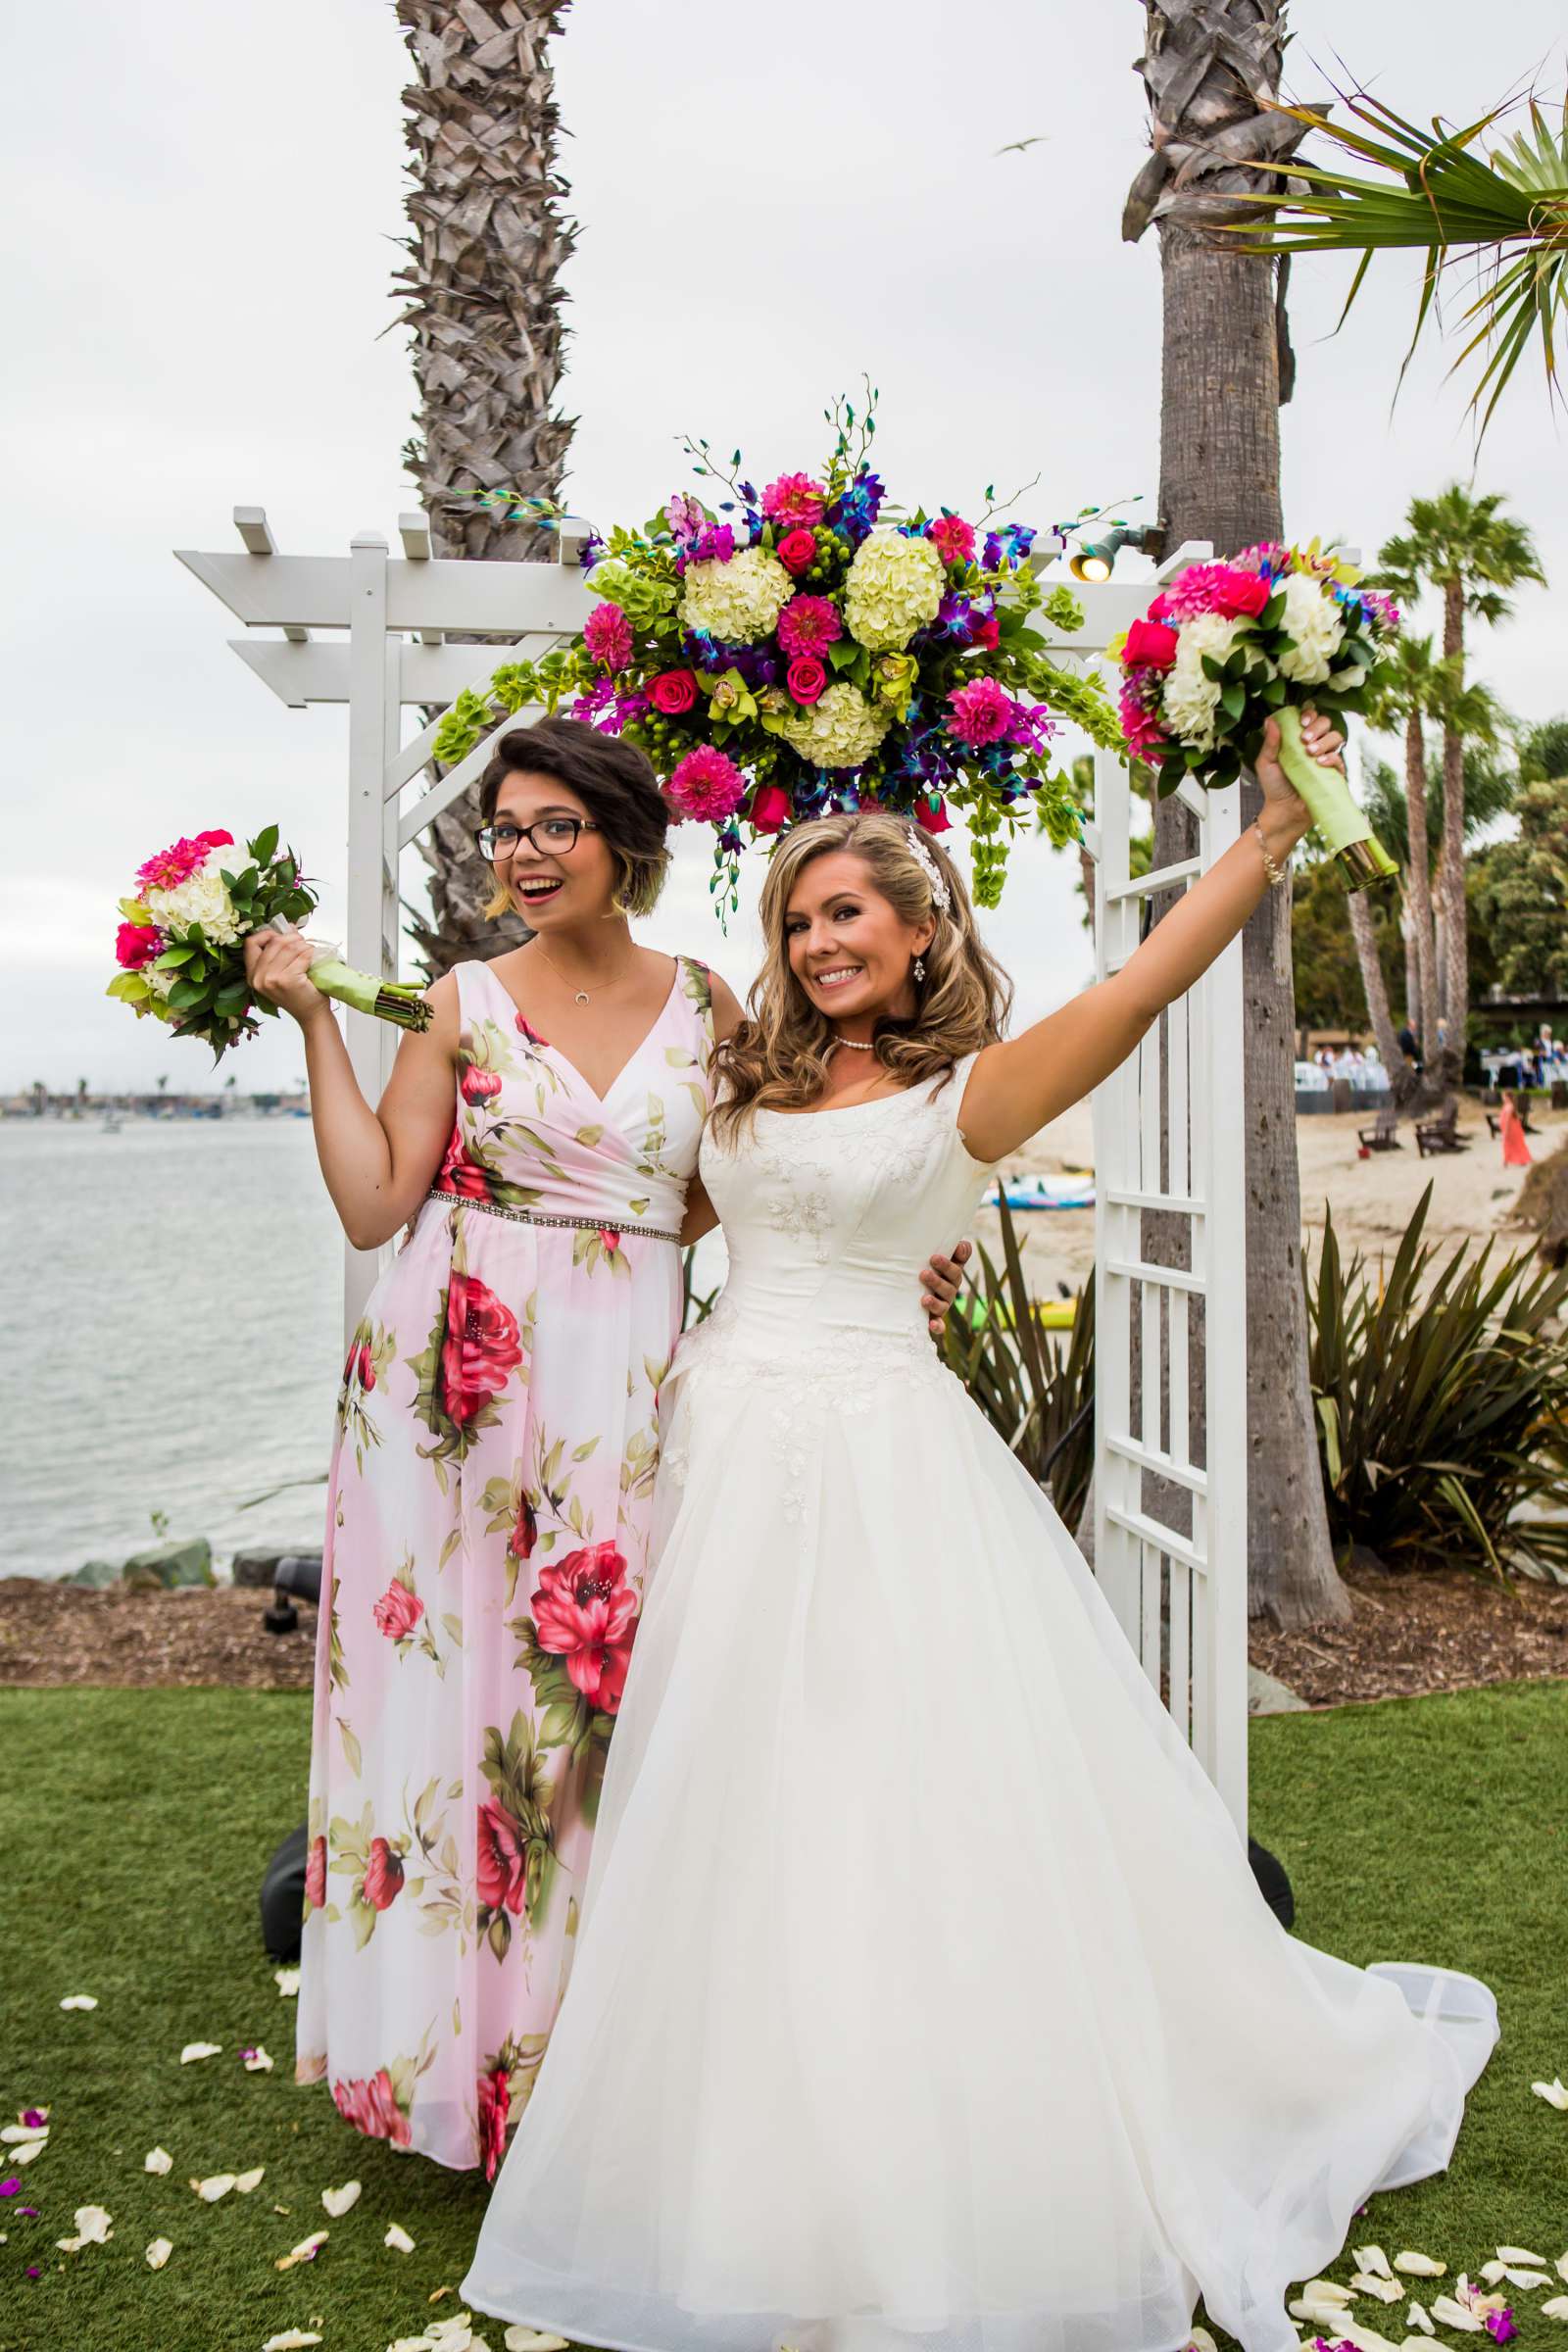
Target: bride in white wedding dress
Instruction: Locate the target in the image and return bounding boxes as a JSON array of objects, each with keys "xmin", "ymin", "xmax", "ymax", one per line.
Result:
[{"xmin": 464, "ymin": 711, "xmax": 1496, "ymax": 2352}]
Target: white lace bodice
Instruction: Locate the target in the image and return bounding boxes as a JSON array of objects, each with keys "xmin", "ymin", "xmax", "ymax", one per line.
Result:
[{"xmin": 661, "ymin": 1056, "xmax": 995, "ymax": 1510}]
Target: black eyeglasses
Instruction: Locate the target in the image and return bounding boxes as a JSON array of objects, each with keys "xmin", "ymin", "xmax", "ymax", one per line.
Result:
[{"xmin": 475, "ymin": 816, "xmax": 601, "ymax": 862}]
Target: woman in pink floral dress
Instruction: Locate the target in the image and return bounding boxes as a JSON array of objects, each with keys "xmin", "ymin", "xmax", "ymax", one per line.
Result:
[{"xmin": 246, "ymin": 718, "xmax": 741, "ymax": 2174}]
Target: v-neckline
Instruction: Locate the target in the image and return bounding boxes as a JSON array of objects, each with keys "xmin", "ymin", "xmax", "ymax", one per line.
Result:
[{"xmin": 481, "ymin": 955, "xmax": 683, "ymax": 1110}]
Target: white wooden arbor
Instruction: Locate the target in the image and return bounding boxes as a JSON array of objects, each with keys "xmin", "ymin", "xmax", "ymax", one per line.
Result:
[{"xmin": 179, "ymin": 514, "xmax": 1250, "ymax": 1834}]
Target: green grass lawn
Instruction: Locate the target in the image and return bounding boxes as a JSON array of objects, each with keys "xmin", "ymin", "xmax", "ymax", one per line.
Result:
[{"xmin": 2, "ymin": 1683, "xmax": 1563, "ymax": 2352}]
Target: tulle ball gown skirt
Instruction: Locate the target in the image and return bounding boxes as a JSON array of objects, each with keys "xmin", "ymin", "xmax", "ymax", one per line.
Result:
[{"xmin": 462, "ymin": 1327, "xmax": 1496, "ymax": 2352}]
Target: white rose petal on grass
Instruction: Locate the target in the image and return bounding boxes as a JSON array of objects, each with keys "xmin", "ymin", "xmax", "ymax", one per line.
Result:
[
  {"xmin": 1484, "ymin": 2265, "xmax": 1553, "ymax": 2290},
  {"xmin": 1558, "ymin": 2253, "xmax": 1568, "ymax": 2285},
  {"xmin": 59, "ymin": 1993, "xmax": 99, "ymax": 2010},
  {"xmin": 1496, "ymin": 2247, "xmax": 1546, "ymax": 2266},
  {"xmin": 1406, "ymin": 2303, "xmax": 1436, "ymax": 2334},
  {"xmin": 1356, "ymin": 2247, "xmax": 1396, "ymax": 2281},
  {"xmin": 144, "ymin": 2146, "xmax": 173, "ymax": 2174},
  {"xmin": 274, "ymin": 1967, "xmax": 301, "ymax": 1998},
  {"xmin": 192, "ymin": 2174, "xmax": 237, "ymax": 2202},
  {"xmin": 1395, "ymin": 2254, "xmax": 1446, "ymax": 2278},
  {"xmin": 384, "ymin": 2221, "xmax": 416, "ymax": 2253},
  {"xmin": 262, "ymin": 2333, "xmax": 323, "ymax": 2351},
  {"xmin": 146, "ymin": 2237, "xmax": 172, "ymax": 2270},
  {"xmin": 57, "ymin": 2203, "xmax": 115, "ymax": 2251},
  {"xmin": 504, "ymin": 2330, "xmax": 569, "ymax": 2352},
  {"xmin": 1351, "ymin": 2274, "xmax": 1406, "ymax": 2305},
  {"xmin": 235, "ymin": 2167, "xmax": 265, "ymax": 2194},
  {"xmin": 1431, "ymin": 2296, "xmax": 1487, "ymax": 2332},
  {"xmin": 7, "ymin": 2137, "xmax": 46, "ymax": 2165},
  {"xmin": 321, "ymin": 2179, "xmax": 362, "ymax": 2218},
  {"xmin": 1532, "ymin": 2076, "xmax": 1568, "ymax": 2109},
  {"xmin": 1541, "ymin": 2297, "xmax": 1568, "ymax": 2321},
  {"xmin": 275, "ymin": 2228, "xmax": 329, "ymax": 2271},
  {"xmin": 243, "ymin": 2046, "xmax": 275, "ymax": 2073},
  {"xmin": 0, "ymin": 2123, "xmax": 49, "ymax": 2145},
  {"xmin": 180, "ymin": 2041, "xmax": 222, "ymax": 2064}
]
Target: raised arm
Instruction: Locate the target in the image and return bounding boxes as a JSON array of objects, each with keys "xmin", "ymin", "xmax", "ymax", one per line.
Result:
[
  {"xmin": 956, "ymin": 710, "xmax": 1339, "ymax": 1164},
  {"xmin": 244, "ymin": 929, "xmax": 461, "ymax": 1250}
]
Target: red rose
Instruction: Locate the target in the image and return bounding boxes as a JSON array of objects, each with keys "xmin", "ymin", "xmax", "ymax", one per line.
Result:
[
  {"xmin": 331, "ymin": 2068, "xmax": 412, "ymax": 2148},
  {"xmin": 116, "ymin": 920, "xmax": 165, "ymax": 970},
  {"xmin": 357, "ymin": 1343, "xmax": 375, "ymax": 1391},
  {"xmin": 477, "ymin": 2065, "xmax": 511, "ymax": 2181},
  {"xmin": 787, "ymin": 656, "xmax": 828, "ymax": 706},
  {"xmin": 599, "ymin": 1228, "xmax": 620, "ymax": 1253},
  {"xmin": 1148, "ymin": 592, "xmax": 1173, "ymax": 621},
  {"xmin": 439, "ymin": 1270, "xmax": 523, "ymax": 1424},
  {"xmin": 476, "ymin": 1799, "xmax": 528, "ymax": 1916},
  {"xmin": 1212, "ymin": 570, "xmax": 1271, "ymax": 619},
  {"xmin": 914, "ymin": 798, "xmax": 952, "ymax": 835},
  {"xmin": 777, "ymin": 527, "xmax": 817, "ymax": 577},
  {"xmin": 372, "ymin": 1580, "xmax": 423, "ymax": 1640},
  {"xmin": 531, "ymin": 1543, "xmax": 638, "ymax": 1713},
  {"xmin": 364, "ymin": 1837, "xmax": 405, "ymax": 1910},
  {"xmin": 511, "ymin": 1494, "xmax": 538, "ymax": 1562},
  {"xmin": 437, "ymin": 1123, "xmax": 491, "ymax": 1201},
  {"xmin": 1123, "ymin": 618, "xmax": 1180, "ymax": 670},
  {"xmin": 967, "ymin": 612, "xmax": 1001, "ymax": 651},
  {"xmin": 648, "ymin": 668, "xmax": 699, "ymax": 715},
  {"xmin": 461, "ymin": 1064, "xmax": 503, "ymax": 1105},
  {"xmin": 514, "ymin": 1012, "xmax": 549, "ymax": 1051},
  {"xmin": 305, "ymin": 1835, "xmax": 327, "ymax": 1910},
  {"xmin": 195, "ymin": 829, "xmax": 235, "ymax": 852},
  {"xmin": 750, "ymin": 785, "xmax": 792, "ymax": 833}
]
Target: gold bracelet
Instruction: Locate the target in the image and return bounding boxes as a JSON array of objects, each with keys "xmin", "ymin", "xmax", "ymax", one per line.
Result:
[{"xmin": 1253, "ymin": 821, "xmax": 1291, "ymax": 890}]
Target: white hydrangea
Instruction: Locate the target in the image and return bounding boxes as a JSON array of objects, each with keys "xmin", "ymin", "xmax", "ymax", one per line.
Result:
[
  {"xmin": 142, "ymin": 846, "xmax": 244, "ymax": 946},
  {"xmin": 678, "ymin": 545, "xmax": 793, "ymax": 644},
  {"xmin": 777, "ymin": 683, "xmax": 893, "ymax": 771},
  {"xmin": 1275, "ymin": 571, "xmax": 1346, "ymax": 686},
  {"xmin": 842, "ymin": 528, "xmax": 946, "ymax": 652},
  {"xmin": 1162, "ymin": 612, "xmax": 1246, "ymax": 751}
]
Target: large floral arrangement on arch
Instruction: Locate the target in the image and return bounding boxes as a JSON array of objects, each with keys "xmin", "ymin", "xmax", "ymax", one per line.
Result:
[{"xmin": 434, "ymin": 394, "xmax": 1122, "ymax": 908}]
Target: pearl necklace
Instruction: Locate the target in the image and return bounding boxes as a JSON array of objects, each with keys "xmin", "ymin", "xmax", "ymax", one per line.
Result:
[{"xmin": 829, "ymin": 1035, "xmax": 875, "ymax": 1053}]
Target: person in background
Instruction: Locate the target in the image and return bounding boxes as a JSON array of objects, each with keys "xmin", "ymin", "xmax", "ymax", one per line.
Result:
[{"xmin": 1498, "ymin": 1090, "xmax": 1533, "ymax": 1169}]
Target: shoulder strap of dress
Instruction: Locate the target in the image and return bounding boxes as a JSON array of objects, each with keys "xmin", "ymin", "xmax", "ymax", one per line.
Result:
[{"xmin": 676, "ymin": 956, "xmax": 716, "ymax": 1066}]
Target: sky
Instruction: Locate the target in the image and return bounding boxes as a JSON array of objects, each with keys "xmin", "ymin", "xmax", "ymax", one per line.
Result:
[{"xmin": 5, "ymin": 0, "xmax": 1564, "ymax": 1095}]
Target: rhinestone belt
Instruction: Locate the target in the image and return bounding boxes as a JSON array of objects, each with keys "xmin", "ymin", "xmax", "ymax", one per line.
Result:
[{"xmin": 427, "ymin": 1188, "xmax": 680, "ymax": 1245}]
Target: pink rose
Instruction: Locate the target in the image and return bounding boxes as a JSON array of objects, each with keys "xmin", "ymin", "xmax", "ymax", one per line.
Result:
[
  {"xmin": 363, "ymin": 1837, "xmax": 404, "ymax": 1911},
  {"xmin": 531, "ymin": 1542, "xmax": 638, "ymax": 1713},
  {"xmin": 476, "ymin": 1799, "xmax": 528, "ymax": 1916},
  {"xmin": 372, "ymin": 1580, "xmax": 423, "ymax": 1641},
  {"xmin": 461, "ymin": 1064, "xmax": 503, "ymax": 1105},
  {"xmin": 761, "ymin": 471, "xmax": 827, "ymax": 530},
  {"xmin": 1123, "ymin": 617, "xmax": 1181, "ymax": 670},
  {"xmin": 477, "ymin": 2066, "xmax": 511, "ymax": 2181},
  {"xmin": 914, "ymin": 798, "xmax": 952, "ymax": 835},
  {"xmin": 776, "ymin": 527, "xmax": 818, "ymax": 578},
  {"xmin": 115, "ymin": 920, "xmax": 165, "ymax": 969},
  {"xmin": 331, "ymin": 2068, "xmax": 412, "ymax": 2148},
  {"xmin": 305, "ymin": 1835, "xmax": 327, "ymax": 1910},
  {"xmin": 196, "ymin": 829, "xmax": 235, "ymax": 852},
  {"xmin": 439, "ymin": 1270, "xmax": 523, "ymax": 1425},
  {"xmin": 648, "ymin": 668, "xmax": 699, "ymax": 715},
  {"xmin": 787, "ymin": 656, "xmax": 828, "ymax": 706},
  {"xmin": 750, "ymin": 785, "xmax": 792, "ymax": 833},
  {"xmin": 599, "ymin": 1228, "xmax": 620, "ymax": 1253},
  {"xmin": 1210, "ymin": 568, "xmax": 1271, "ymax": 619},
  {"xmin": 930, "ymin": 514, "xmax": 976, "ymax": 566}
]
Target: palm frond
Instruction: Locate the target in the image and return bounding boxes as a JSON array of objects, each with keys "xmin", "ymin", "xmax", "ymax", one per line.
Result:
[{"xmin": 1226, "ymin": 84, "xmax": 1568, "ymax": 434}]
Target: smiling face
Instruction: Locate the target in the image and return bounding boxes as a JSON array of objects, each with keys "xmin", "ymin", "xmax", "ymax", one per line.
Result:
[
  {"xmin": 782, "ymin": 850, "xmax": 936, "ymax": 1031},
  {"xmin": 488, "ymin": 769, "xmax": 620, "ymax": 927}
]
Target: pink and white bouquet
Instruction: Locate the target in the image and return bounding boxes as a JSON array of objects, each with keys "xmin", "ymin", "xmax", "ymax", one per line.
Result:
[
  {"xmin": 110, "ymin": 824, "xmax": 431, "ymax": 1058},
  {"xmin": 1115, "ymin": 542, "xmax": 1400, "ymax": 890},
  {"xmin": 432, "ymin": 390, "xmax": 1125, "ymax": 907}
]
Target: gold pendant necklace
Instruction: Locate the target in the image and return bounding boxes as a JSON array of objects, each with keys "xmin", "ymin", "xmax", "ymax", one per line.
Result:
[{"xmin": 533, "ymin": 941, "xmax": 632, "ymax": 1007}]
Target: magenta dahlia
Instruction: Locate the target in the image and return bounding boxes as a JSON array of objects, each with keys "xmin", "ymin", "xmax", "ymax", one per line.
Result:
[
  {"xmin": 945, "ymin": 675, "xmax": 1017, "ymax": 748},
  {"xmin": 761, "ymin": 471, "xmax": 827, "ymax": 530},
  {"xmin": 666, "ymin": 746, "xmax": 746, "ymax": 823},
  {"xmin": 583, "ymin": 601, "xmax": 634, "ymax": 672},
  {"xmin": 777, "ymin": 594, "xmax": 843, "ymax": 659}
]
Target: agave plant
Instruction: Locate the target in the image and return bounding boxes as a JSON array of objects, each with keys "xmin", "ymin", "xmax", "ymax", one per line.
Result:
[
  {"xmin": 1234, "ymin": 85, "xmax": 1568, "ymax": 436},
  {"xmin": 941, "ymin": 1196, "xmax": 1095, "ymax": 1533},
  {"xmin": 1303, "ymin": 1188, "xmax": 1568, "ymax": 1582}
]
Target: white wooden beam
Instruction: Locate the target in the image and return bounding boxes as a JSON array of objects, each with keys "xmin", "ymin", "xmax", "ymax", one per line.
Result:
[
  {"xmin": 396, "ymin": 699, "xmax": 548, "ymax": 851},
  {"xmin": 398, "ymin": 512, "xmax": 432, "ymax": 561},
  {"xmin": 228, "ymin": 632, "xmax": 572, "ymax": 714},
  {"xmin": 232, "ymin": 507, "xmax": 309, "ymax": 640}
]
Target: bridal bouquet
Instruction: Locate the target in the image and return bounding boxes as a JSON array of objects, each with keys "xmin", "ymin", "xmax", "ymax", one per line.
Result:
[
  {"xmin": 1114, "ymin": 543, "xmax": 1399, "ymax": 890},
  {"xmin": 109, "ymin": 825, "xmax": 431, "ymax": 1058},
  {"xmin": 432, "ymin": 391, "xmax": 1123, "ymax": 906}
]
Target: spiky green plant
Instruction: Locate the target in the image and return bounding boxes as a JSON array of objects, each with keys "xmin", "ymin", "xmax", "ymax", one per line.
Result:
[
  {"xmin": 1234, "ymin": 85, "xmax": 1568, "ymax": 436},
  {"xmin": 1303, "ymin": 1188, "xmax": 1568, "ymax": 1582}
]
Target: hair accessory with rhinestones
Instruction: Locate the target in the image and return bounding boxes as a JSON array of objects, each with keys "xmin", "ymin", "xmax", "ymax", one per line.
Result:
[{"xmin": 906, "ymin": 828, "xmax": 952, "ymax": 915}]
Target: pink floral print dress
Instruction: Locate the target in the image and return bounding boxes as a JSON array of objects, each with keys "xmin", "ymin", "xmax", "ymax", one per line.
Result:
[{"xmin": 295, "ymin": 954, "xmax": 715, "ymax": 2174}]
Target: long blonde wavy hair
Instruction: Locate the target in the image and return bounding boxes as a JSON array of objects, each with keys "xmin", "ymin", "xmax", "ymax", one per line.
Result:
[{"xmin": 711, "ymin": 810, "xmax": 1012, "ymax": 1140}]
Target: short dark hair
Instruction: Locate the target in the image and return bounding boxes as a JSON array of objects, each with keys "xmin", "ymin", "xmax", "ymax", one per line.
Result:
[{"xmin": 479, "ymin": 717, "xmax": 671, "ymax": 918}]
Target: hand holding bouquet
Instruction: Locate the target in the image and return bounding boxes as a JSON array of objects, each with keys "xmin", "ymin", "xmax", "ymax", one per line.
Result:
[
  {"xmin": 1115, "ymin": 543, "xmax": 1400, "ymax": 890},
  {"xmin": 110, "ymin": 826, "xmax": 431, "ymax": 1058}
]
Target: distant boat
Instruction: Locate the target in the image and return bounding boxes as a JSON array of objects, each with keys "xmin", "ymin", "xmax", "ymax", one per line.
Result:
[{"xmin": 984, "ymin": 1172, "xmax": 1097, "ymax": 1212}]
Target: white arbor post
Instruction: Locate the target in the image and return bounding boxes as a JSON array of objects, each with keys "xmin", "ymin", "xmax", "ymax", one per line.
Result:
[{"xmin": 178, "ymin": 513, "xmax": 1250, "ymax": 1826}]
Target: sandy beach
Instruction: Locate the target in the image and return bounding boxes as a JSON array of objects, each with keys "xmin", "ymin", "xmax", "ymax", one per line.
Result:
[{"xmin": 975, "ymin": 1095, "xmax": 1565, "ymax": 1295}]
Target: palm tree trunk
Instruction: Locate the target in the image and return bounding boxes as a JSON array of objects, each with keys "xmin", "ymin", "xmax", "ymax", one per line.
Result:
[
  {"xmin": 1439, "ymin": 578, "xmax": 1469, "ymax": 1087},
  {"xmin": 1346, "ymin": 892, "xmax": 1413, "ymax": 1106},
  {"xmin": 395, "ymin": 0, "xmax": 578, "ymax": 976},
  {"xmin": 1402, "ymin": 708, "xmax": 1441, "ymax": 1056},
  {"xmin": 1128, "ymin": 1, "xmax": 1349, "ymax": 1633}
]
